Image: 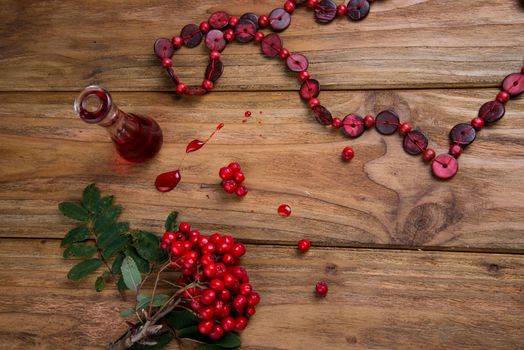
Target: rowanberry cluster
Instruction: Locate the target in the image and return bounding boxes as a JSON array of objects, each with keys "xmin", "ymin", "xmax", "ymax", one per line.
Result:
[
  {"xmin": 219, "ymin": 162, "xmax": 248, "ymax": 197},
  {"xmin": 160, "ymin": 222, "xmax": 260, "ymax": 340}
]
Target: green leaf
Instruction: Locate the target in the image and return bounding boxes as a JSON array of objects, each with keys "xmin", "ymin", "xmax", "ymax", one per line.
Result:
[
  {"xmin": 136, "ymin": 293, "xmax": 170, "ymax": 310},
  {"xmin": 132, "ymin": 230, "xmax": 166, "ymax": 264},
  {"xmin": 197, "ymin": 345, "xmax": 232, "ymax": 350},
  {"xmin": 175, "ymin": 325, "xmax": 200, "ymax": 339},
  {"xmin": 63, "ymin": 242, "xmax": 97, "ymax": 259},
  {"xmin": 98, "ymin": 221, "xmax": 130, "ymax": 247},
  {"xmin": 67, "ymin": 258, "xmax": 103, "ymax": 281},
  {"xmin": 82, "ymin": 183, "xmax": 100, "ymax": 213},
  {"xmin": 164, "ymin": 211, "xmax": 178, "ymax": 232},
  {"xmin": 128, "ymin": 333, "xmax": 174, "ymax": 350},
  {"xmin": 112, "ymin": 254, "xmax": 124, "ymax": 275},
  {"xmin": 119, "ymin": 309, "xmax": 135, "ymax": 318},
  {"xmin": 121, "ymin": 256, "xmax": 141, "ymax": 292},
  {"xmin": 117, "ymin": 276, "xmax": 127, "ymax": 291},
  {"xmin": 61, "ymin": 225, "xmax": 90, "ymax": 247},
  {"xmin": 97, "ymin": 195, "xmax": 114, "ymax": 215},
  {"xmin": 95, "ymin": 275, "xmax": 105, "ymax": 292},
  {"xmin": 58, "ymin": 202, "xmax": 89, "ymax": 222},
  {"xmin": 126, "ymin": 248, "xmax": 150, "ymax": 273},
  {"xmin": 102, "ymin": 235, "xmax": 130, "ymax": 260},
  {"xmin": 167, "ymin": 310, "xmax": 199, "ymax": 330},
  {"xmin": 93, "ymin": 205, "xmax": 123, "ymax": 232},
  {"xmin": 209, "ymin": 332, "xmax": 241, "ymax": 348}
]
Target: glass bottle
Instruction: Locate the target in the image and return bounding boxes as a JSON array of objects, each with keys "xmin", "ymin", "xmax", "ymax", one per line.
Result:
[{"xmin": 74, "ymin": 85, "xmax": 163, "ymax": 163}]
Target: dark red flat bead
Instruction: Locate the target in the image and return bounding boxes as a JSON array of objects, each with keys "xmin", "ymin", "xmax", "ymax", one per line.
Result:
[
  {"xmin": 502, "ymin": 73, "xmax": 524, "ymax": 97},
  {"xmin": 181, "ymin": 24, "xmax": 203, "ymax": 48},
  {"xmin": 347, "ymin": 0, "xmax": 370, "ymax": 21},
  {"xmin": 342, "ymin": 114, "xmax": 365, "ymax": 138},
  {"xmin": 154, "ymin": 38, "xmax": 174, "ymax": 59},
  {"xmin": 403, "ymin": 130, "xmax": 428, "ymax": 155},
  {"xmin": 286, "ymin": 53, "xmax": 309, "ymax": 72},
  {"xmin": 205, "ymin": 29, "xmax": 226, "ymax": 52},
  {"xmin": 205, "ymin": 59, "xmax": 224, "ymax": 82},
  {"xmin": 261, "ymin": 33, "xmax": 283, "ymax": 57},
  {"xmin": 478, "ymin": 100, "xmax": 505, "ymax": 123},
  {"xmin": 312, "ymin": 105, "xmax": 333, "ymax": 125},
  {"xmin": 449, "ymin": 123, "xmax": 476, "ymax": 147},
  {"xmin": 300, "ymin": 79, "xmax": 320, "ymax": 100},
  {"xmin": 269, "ymin": 8, "xmax": 291, "ymax": 31},
  {"xmin": 240, "ymin": 13, "xmax": 259, "ymax": 31},
  {"xmin": 315, "ymin": 0, "xmax": 337, "ymax": 23},
  {"xmin": 235, "ymin": 19, "xmax": 257, "ymax": 43},
  {"xmin": 185, "ymin": 87, "xmax": 207, "ymax": 96},
  {"xmin": 208, "ymin": 11, "xmax": 230, "ymax": 30},
  {"xmin": 432, "ymin": 154, "xmax": 458, "ymax": 180},
  {"xmin": 375, "ymin": 110, "xmax": 400, "ymax": 135}
]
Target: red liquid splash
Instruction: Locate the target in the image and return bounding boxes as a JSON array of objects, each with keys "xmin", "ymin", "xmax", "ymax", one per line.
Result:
[
  {"xmin": 277, "ymin": 204, "xmax": 292, "ymax": 217},
  {"xmin": 155, "ymin": 123, "xmax": 223, "ymax": 192}
]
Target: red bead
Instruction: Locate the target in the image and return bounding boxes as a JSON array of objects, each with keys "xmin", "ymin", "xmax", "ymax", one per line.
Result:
[
  {"xmin": 199, "ymin": 21, "xmax": 210, "ymax": 33},
  {"xmin": 308, "ymin": 0, "xmax": 320, "ymax": 8},
  {"xmin": 299, "ymin": 71, "xmax": 310, "ymax": 81},
  {"xmin": 471, "ymin": 117, "xmax": 485, "ymax": 130},
  {"xmin": 363, "ymin": 114, "xmax": 375, "ymax": 128},
  {"xmin": 259, "ymin": 15, "xmax": 269, "ymax": 27},
  {"xmin": 284, "ymin": 0, "xmax": 296, "ymax": 13},
  {"xmin": 308, "ymin": 98, "xmax": 320, "ymax": 108},
  {"xmin": 297, "ymin": 239, "xmax": 311, "ymax": 253},
  {"xmin": 161, "ymin": 57, "xmax": 172, "ymax": 68},
  {"xmin": 422, "ymin": 148, "xmax": 435, "ymax": 161},
  {"xmin": 176, "ymin": 83, "xmax": 188, "ymax": 95},
  {"xmin": 399, "ymin": 122, "xmax": 413, "ymax": 135},
  {"xmin": 279, "ymin": 48, "xmax": 290, "ymax": 60},
  {"xmin": 341, "ymin": 146, "xmax": 354, "ymax": 161},
  {"xmin": 228, "ymin": 15, "xmax": 239, "ymax": 27},
  {"xmin": 172, "ymin": 36, "xmax": 183, "ymax": 49},
  {"xmin": 202, "ymin": 79, "xmax": 214, "ymax": 91},
  {"xmin": 315, "ymin": 281, "xmax": 328, "ymax": 297},
  {"xmin": 331, "ymin": 117, "xmax": 343, "ymax": 129},
  {"xmin": 224, "ymin": 28, "xmax": 235, "ymax": 42},
  {"xmin": 496, "ymin": 91, "xmax": 510, "ymax": 104},
  {"xmin": 209, "ymin": 50, "xmax": 221, "ymax": 60},
  {"xmin": 337, "ymin": 4, "xmax": 348, "ymax": 16},
  {"xmin": 254, "ymin": 31, "xmax": 265, "ymax": 42},
  {"xmin": 432, "ymin": 154, "xmax": 459, "ymax": 180},
  {"xmin": 449, "ymin": 144, "xmax": 462, "ymax": 158}
]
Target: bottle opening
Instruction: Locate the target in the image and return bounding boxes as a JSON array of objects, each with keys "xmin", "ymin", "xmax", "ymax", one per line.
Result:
[{"xmin": 74, "ymin": 85, "xmax": 112, "ymax": 123}]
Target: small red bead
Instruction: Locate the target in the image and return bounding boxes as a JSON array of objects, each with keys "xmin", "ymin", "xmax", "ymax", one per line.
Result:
[
  {"xmin": 449, "ymin": 144, "xmax": 462, "ymax": 158},
  {"xmin": 399, "ymin": 122, "xmax": 413, "ymax": 135},
  {"xmin": 279, "ymin": 48, "xmax": 290, "ymax": 60},
  {"xmin": 307, "ymin": 0, "xmax": 320, "ymax": 8},
  {"xmin": 172, "ymin": 36, "xmax": 183, "ymax": 49},
  {"xmin": 202, "ymin": 79, "xmax": 214, "ymax": 91},
  {"xmin": 422, "ymin": 148, "xmax": 436, "ymax": 161},
  {"xmin": 297, "ymin": 239, "xmax": 311, "ymax": 253},
  {"xmin": 199, "ymin": 21, "xmax": 210, "ymax": 33},
  {"xmin": 224, "ymin": 28, "xmax": 235, "ymax": 42},
  {"xmin": 228, "ymin": 16, "xmax": 239, "ymax": 27},
  {"xmin": 254, "ymin": 31, "xmax": 265, "ymax": 42},
  {"xmin": 363, "ymin": 114, "xmax": 375, "ymax": 128},
  {"xmin": 471, "ymin": 117, "xmax": 485, "ymax": 130},
  {"xmin": 299, "ymin": 71, "xmax": 310, "ymax": 81},
  {"xmin": 161, "ymin": 57, "xmax": 173, "ymax": 68},
  {"xmin": 259, "ymin": 15, "xmax": 269, "ymax": 27},
  {"xmin": 336, "ymin": 4, "xmax": 348, "ymax": 16},
  {"xmin": 315, "ymin": 281, "xmax": 328, "ymax": 297},
  {"xmin": 331, "ymin": 117, "xmax": 343, "ymax": 129},
  {"xmin": 496, "ymin": 91, "xmax": 510, "ymax": 104},
  {"xmin": 284, "ymin": 0, "xmax": 296, "ymax": 13},
  {"xmin": 341, "ymin": 147, "xmax": 354, "ymax": 161},
  {"xmin": 176, "ymin": 83, "xmax": 188, "ymax": 95},
  {"xmin": 209, "ymin": 50, "xmax": 221, "ymax": 60},
  {"xmin": 308, "ymin": 98, "xmax": 320, "ymax": 108}
]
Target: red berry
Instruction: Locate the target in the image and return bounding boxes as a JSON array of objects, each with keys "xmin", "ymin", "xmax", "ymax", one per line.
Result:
[
  {"xmin": 223, "ymin": 273, "xmax": 238, "ymax": 289},
  {"xmin": 471, "ymin": 117, "xmax": 485, "ymax": 130},
  {"xmin": 179, "ymin": 222, "xmax": 190, "ymax": 233},
  {"xmin": 210, "ymin": 278, "xmax": 225, "ymax": 292},
  {"xmin": 341, "ymin": 147, "xmax": 354, "ymax": 161},
  {"xmin": 246, "ymin": 306, "xmax": 256, "ymax": 317},
  {"xmin": 184, "ymin": 250, "xmax": 198, "ymax": 261},
  {"xmin": 247, "ymin": 292, "xmax": 261, "ymax": 306},
  {"xmin": 219, "ymin": 166, "xmax": 233, "ymax": 180},
  {"xmin": 364, "ymin": 114, "xmax": 375, "ymax": 128},
  {"xmin": 307, "ymin": 0, "xmax": 320, "ymax": 8},
  {"xmin": 222, "ymin": 317, "xmax": 236, "ymax": 332},
  {"xmin": 422, "ymin": 148, "xmax": 436, "ymax": 161},
  {"xmin": 198, "ymin": 320, "xmax": 214, "ymax": 335},
  {"xmin": 199, "ymin": 306, "xmax": 215, "ymax": 320},
  {"xmin": 170, "ymin": 241, "xmax": 184, "ymax": 256},
  {"xmin": 198, "ymin": 235, "xmax": 210, "ymax": 248},
  {"xmin": 215, "ymin": 262, "xmax": 227, "ymax": 278},
  {"xmin": 191, "ymin": 299, "xmax": 203, "ymax": 312},
  {"xmin": 233, "ymin": 294, "xmax": 247, "ymax": 311},
  {"xmin": 210, "ymin": 233, "xmax": 222, "ymax": 244},
  {"xmin": 449, "ymin": 144, "xmax": 462, "ymax": 158},
  {"xmin": 209, "ymin": 324, "xmax": 224, "ymax": 340},
  {"xmin": 233, "ymin": 170, "xmax": 245, "ymax": 183},
  {"xmin": 228, "ymin": 162, "xmax": 241, "ymax": 172},
  {"xmin": 217, "ymin": 240, "xmax": 232, "ymax": 254},
  {"xmin": 202, "ymin": 242, "xmax": 216, "ymax": 255},
  {"xmin": 235, "ymin": 185, "xmax": 248, "ymax": 197},
  {"xmin": 182, "ymin": 240, "xmax": 192, "ymax": 251},
  {"xmin": 239, "ymin": 283, "xmax": 252, "ymax": 295},
  {"xmin": 232, "ymin": 266, "xmax": 247, "ymax": 280},
  {"xmin": 235, "ymin": 316, "xmax": 248, "ymax": 331},
  {"xmin": 162, "ymin": 231, "xmax": 176, "ymax": 242},
  {"xmin": 297, "ymin": 239, "xmax": 311, "ymax": 253},
  {"xmin": 223, "ymin": 179, "xmax": 237, "ymax": 193},
  {"xmin": 222, "ymin": 253, "xmax": 235, "ymax": 265},
  {"xmin": 204, "ymin": 262, "xmax": 217, "ymax": 278},
  {"xmin": 259, "ymin": 15, "xmax": 269, "ymax": 27},
  {"xmin": 315, "ymin": 281, "xmax": 328, "ymax": 297},
  {"xmin": 200, "ymin": 289, "xmax": 217, "ymax": 305},
  {"xmin": 219, "ymin": 289, "xmax": 232, "ymax": 301},
  {"xmin": 218, "ymin": 302, "xmax": 231, "ymax": 318},
  {"xmin": 231, "ymin": 243, "xmax": 246, "ymax": 258},
  {"xmin": 331, "ymin": 117, "xmax": 343, "ymax": 129}
]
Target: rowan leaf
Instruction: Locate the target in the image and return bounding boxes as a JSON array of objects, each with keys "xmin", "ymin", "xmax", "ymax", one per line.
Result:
[
  {"xmin": 101, "ymin": 235, "xmax": 130, "ymax": 260},
  {"xmin": 121, "ymin": 256, "xmax": 141, "ymax": 292},
  {"xmin": 63, "ymin": 242, "xmax": 97, "ymax": 259},
  {"xmin": 132, "ymin": 230, "xmax": 166, "ymax": 264},
  {"xmin": 61, "ymin": 225, "xmax": 90, "ymax": 247},
  {"xmin": 67, "ymin": 258, "xmax": 103, "ymax": 281},
  {"xmin": 59, "ymin": 202, "xmax": 89, "ymax": 222},
  {"xmin": 95, "ymin": 275, "xmax": 106, "ymax": 292},
  {"xmin": 82, "ymin": 183, "xmax": 100, "ymax": 213}
]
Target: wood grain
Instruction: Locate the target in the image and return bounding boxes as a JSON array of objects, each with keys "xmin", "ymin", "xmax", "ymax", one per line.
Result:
[
  {"xmin": 0, "ymin": 0, "xmax": 523, "ymax": 91},
  {"xmin": 1, "ymin": 90, "xmax": 523, "ymax": 250},
  {"xmin": 0, "ymin": 239, "xmax": 522, "ymax": 349}
]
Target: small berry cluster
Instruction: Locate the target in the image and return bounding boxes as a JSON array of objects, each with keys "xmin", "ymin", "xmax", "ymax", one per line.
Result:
[
  {"xmin": 160, "ymin": 222, "xmax": 260, "ymax": 340},
  {"xmin": 219, "ymin": 162, "xmax": 248, "ymax": 197},
  {"xmin": 296, "ymin": 238, "xmax": 329, "ymax": 297}
]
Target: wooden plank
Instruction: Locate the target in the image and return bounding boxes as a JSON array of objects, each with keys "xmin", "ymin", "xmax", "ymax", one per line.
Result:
[
  {"xmin": 0, "ymin": 238, "xmax": 522, "ymax": 349},
  {"xmin": 1, "ymin": 90, "xmax": 523, "ymax": 250},
  {"xmin": 0, "ymin": 0, "xmax": 523, "ymax": 91}
]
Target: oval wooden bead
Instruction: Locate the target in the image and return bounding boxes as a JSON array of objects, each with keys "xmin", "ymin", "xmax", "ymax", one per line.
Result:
[
  {"xmin": 300, "ymin": 79, "xmax": 320, "ymax": 100},
  {"xmin": 342, "ymin": 114, "xmax": 365, "ymax": 138},
  {"xmin": 240, "ymin": 13, "xmax": 259, "ymax": 31},
  {"xmin": 449, "ymin": 123, "xmax": 476, "ymax": 147},
  {"xmin": 181, "ymin": 24, "xmax": 203, "ymax": 48},
  {"xmin": 205, "ymin": 30, "xmax": 226, "ymax": 52},
  {"xmin": 269, "ymin": 8, "xmax": 291, "ymax": 31},
  {"xmin": 375, "ymin": 110, "xmax": 400, "ymax": 135},
  {"xmin": 478, "ymin": 100, "xmax": 505, "ymax": 123},
  {"xmin": 312, "ymin": 105, "xmax": 333, "ymax": 125},
  {"xmin": 286, "ymin": 53, "xmax": 309, "ymax": 72},
  {"xmin": 261, "ymin": 33, "xmax": 283, "ymax": 57},
  {"xmin": 154, "ymin": 38, "xmax": 174, "ymax": 59},
  {"xmin": 403, "ymin": 130, "xmax": 428, "ymax": 155},
  {"xmin": 205, "ymin": 60, "xmax": 224, "ymax": 82},
  {"xmin": 502, "ymin": 73, "xmax": 524, "ymax": 97}
]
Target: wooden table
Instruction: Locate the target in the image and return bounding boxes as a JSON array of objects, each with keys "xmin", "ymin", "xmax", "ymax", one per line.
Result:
[{"xmin": 1, "ymin": 1, "xmax": 523, "ymax": 349}]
